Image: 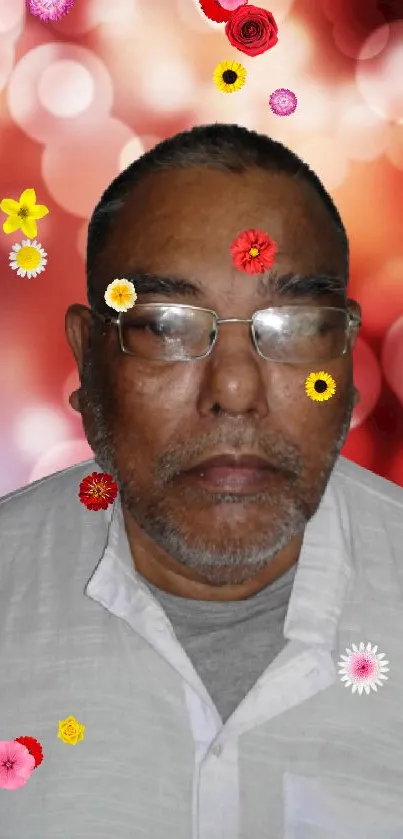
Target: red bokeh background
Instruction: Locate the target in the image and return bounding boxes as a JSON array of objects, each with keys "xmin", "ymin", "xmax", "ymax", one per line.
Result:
[{"xmin": 0, "ymin": 0, "xmax": 402, "ymax": 495}]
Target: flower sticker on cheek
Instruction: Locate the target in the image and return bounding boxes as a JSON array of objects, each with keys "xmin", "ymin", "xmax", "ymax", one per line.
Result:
[
  {"xmin": 305, "ymin": 371, "xmax": 337, "ymax": 401},
  {"xmin": 230, "ymin": 228, "xmax": 278, "ymax": 275}
]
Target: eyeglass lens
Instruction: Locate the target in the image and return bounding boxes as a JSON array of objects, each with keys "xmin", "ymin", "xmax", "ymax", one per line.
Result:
[{"xmin": 119, "ymin": 305, "xmax": 349, "ymax": 362}]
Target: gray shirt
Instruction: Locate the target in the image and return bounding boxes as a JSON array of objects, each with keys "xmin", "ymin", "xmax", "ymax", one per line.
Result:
[{"xmin": 140, "ymin": 564, "xmax": 296, "ymax": 723}]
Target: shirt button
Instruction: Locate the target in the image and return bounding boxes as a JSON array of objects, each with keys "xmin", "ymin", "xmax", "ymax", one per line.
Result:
[{"xmin": 211, "ymin": 744, "xmax": 223, "ymax": 757}]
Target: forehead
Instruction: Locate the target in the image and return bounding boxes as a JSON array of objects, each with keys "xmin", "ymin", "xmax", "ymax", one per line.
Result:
[{"xmin": 96, "ymin": 166, "xmax": 345, "ymax": 299}]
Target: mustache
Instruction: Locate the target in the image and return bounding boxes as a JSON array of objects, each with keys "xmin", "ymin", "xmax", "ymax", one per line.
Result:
[{"xmin": 155, "ymin": 425, "xmax": 302, "ymax": 484}]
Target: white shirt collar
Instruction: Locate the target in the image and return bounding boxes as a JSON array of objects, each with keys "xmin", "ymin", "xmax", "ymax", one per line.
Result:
[{"xmin": 86, "ymin": 468, "xmax": 353, "ymax": 653}]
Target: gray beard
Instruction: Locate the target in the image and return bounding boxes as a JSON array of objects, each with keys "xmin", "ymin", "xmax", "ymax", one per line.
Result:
[{"xmin": 79, "ymin": 354, "xmax": 355, "ymax": 586}]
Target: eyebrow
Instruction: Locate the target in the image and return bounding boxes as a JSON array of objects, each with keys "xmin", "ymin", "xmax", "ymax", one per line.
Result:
[
  {"xmin": 116, "ymin": 270, "xmax": 346, "ymax": 300},
  {"xmin": 266, "ymin": 271, "xmax": 346, "ymax": 299}
]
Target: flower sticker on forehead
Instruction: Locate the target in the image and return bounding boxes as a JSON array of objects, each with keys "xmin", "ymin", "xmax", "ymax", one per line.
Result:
[
  {"xmin": 104, "ymin": 278, "xmax": 137, "ymax": 312},
  {"xmin": 230, "ymin": 228, "xmax": 278, "ymax": 275}
]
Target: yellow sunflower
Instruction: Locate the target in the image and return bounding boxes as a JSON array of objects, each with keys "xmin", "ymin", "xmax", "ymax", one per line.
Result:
[
  {"xmin": 305, "ymin": 371, "xmax": 337, "ymax": 402},
  {"xmin": 213, "ymin": 60, "xmax": 247, "ymax": 94}
]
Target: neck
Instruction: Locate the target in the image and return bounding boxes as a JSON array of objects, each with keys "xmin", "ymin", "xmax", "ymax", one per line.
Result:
[{"xmin": 122, "ymin": 507, "xmax": 303, "ymax": 601}]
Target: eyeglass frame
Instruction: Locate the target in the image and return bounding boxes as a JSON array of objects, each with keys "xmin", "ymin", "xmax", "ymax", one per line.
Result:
[{"xmin": 89, "ymin": 302, "xmax": 362, "ymax": 363}]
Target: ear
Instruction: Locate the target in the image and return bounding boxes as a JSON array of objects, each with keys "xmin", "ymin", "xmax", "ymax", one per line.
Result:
[
  {"xmin": 65, "ymin": 304, "xmax": 93, "ymax": 378},
  {"xmin": 69, "ymin": 390, "xmax": 80, "ymax": 412},
  {"xmin": 346, "ymin": 298, "xmax": 361, "ymax": 351}
]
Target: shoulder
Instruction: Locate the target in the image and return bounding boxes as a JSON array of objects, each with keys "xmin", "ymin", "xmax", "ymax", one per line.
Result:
[
  {"xmin": 333, "ymin": 456, "xmax": 403, "ymax": 510},
  {"xmin": 0, "ymin": 459, "xmax": 97, "ymax": 524}
]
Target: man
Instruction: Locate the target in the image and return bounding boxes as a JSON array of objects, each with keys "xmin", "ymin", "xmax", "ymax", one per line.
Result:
[{"xmin": 1, "ymin": 123, "xmax": 403, "ymax": 838}]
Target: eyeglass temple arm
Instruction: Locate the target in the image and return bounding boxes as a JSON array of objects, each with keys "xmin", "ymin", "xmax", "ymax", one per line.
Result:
[{"xmin": 90, "ymin": 309, "xmax": 120, "ymax": 325}]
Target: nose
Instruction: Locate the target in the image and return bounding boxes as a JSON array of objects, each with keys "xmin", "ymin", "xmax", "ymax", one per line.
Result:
[{"xmin": 197, "ymin": 321, "xmax": 269, "ymax": 419}]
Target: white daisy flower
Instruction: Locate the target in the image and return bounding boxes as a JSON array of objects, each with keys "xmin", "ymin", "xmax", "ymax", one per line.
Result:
[
  {"xmin": 338, "ymin": 641, "xmax": 389, "ymax": 695},
  {"xmin": 9, "ymin": 239, "xmax": 48, "ymax": 279},
  {"xmin": 104, "ymin": 278, "xmax": 137, "ymax": 312}
]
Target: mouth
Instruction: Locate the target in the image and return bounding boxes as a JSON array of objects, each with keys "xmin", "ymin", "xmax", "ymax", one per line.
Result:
[{"xmin": 180, "ymin": 453, "xmax": 288, "ymax": 494}]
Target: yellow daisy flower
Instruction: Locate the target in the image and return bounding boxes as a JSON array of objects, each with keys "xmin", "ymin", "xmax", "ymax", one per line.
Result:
[
  {"xmin": 57, "ymin": 715, "xmax": 86, "ymax": 746},
  {"xmin": 213, "ymin": 60, "xmax": 247, "ymax": 94},
  {"xmin": 305, "ymin": 371, "xmax": 337, "ymax": 402},
  {"xmin": 0, "ymin": 188, "xmax": 49, "ymax": 237},
  {"xmin": 104, "ymin": 278, "xmax": 137, "ymax": 312},
  {"xmin": 9, "ymin": 239, "xmax": 47, "ymax": 278}
]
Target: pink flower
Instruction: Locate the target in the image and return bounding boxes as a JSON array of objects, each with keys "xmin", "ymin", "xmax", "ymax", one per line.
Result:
[
  {"xmin": 338, "ymin": 642, "xmax": 390, "ymax": 695},
  {"xmin": 27, "ymin": 0, "xmax": 76, "ymax": 22},
  {"xmin": 0, "ymin": 740, "xmax": 36, "ymax": 790},
  {"xmin": 218, "ymin": 0, "xmax": 248, "ymax": 9}
]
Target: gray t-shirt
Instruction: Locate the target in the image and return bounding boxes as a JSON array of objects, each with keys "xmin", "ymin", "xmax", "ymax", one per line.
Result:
[{"xmin": 140, "ymin": 563, "xmax": 297, "ymax": 722}]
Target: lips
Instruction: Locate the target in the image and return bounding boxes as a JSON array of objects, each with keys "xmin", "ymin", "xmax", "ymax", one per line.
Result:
[
  {"xmin": 181, "ymin": 452, "xmax": 283, "ymax": 494},
  {"xmin": 185, "ymin": 454, "xmax": 275, "ymax": 472}
]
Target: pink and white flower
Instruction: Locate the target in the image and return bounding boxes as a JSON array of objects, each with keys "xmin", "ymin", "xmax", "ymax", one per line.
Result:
[{"xmin": 338, "ymin": 642, "xmax": 389, "ymax": 695}]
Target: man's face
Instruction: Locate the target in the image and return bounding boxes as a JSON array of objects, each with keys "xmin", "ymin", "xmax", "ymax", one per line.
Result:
[{"xmin": 66, "ymin": 166, "xmax": 359, "ymax": 586}]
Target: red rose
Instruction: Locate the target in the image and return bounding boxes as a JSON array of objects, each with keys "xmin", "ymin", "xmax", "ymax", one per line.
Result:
[{"xmin": 225, "ymin": 5, "xmax": 278, "ymax": 57}]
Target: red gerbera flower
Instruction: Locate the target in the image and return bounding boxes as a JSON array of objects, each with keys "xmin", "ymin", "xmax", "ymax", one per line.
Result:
[
  {"xmin": 78, "ymin": 471, "xmax": 118, "ymax": 511},
  {"xmin": 14, "ymin": 736, "xmax": 43, "ymax": 769},
  {"xmin": 230, "ymin": 228, "xmax": 278, "ymax": 274},
  {"xmin": 198, "ymin": 0, "xmax": 234, "ymax": 23}
]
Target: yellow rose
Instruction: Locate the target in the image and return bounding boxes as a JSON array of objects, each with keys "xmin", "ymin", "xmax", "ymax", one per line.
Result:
[{"xmin": 57, "ymin": 715, "xmax": 86, "ymax": 746}]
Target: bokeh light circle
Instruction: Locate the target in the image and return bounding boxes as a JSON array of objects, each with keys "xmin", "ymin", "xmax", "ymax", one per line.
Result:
[
  {"xmin": 356, "ymin": 22, "xmax": 403, "ymax": 123},
  {"xmin": 0, "ymin": 40, "xmax": 15, "ymax": 94},
  {"xmin": 76, "ymin": 221, "xmax": 88, "ymax": 262},
  {"xmin": 7, "ymin": 43, "xmax": 114, "ymax": 144},
  {"xmin": 386, "ymin": 124, "xmax": 403, "ymax": 170},
  {"xmin": 357, "ymin": 259, "xmax": 403, "ymax": 338},
  {"xmin": 41, "ymin": 117, "xmax": 136, "ymax": 217},
  {"xmin": 13, "ymin": 404, "xmax": 71, "ymax": 460},
  {"xmin": 29, "ymin": 439, "xmax": 94, "ymax": 484},
  {"xmin": 332, "ymin": 10, "xmax": 387, "ymax": 60},
  {"xmin": 336, "ymin": 104, "xmax": 387, "ymax": 161},
  {"xmin": 119, "ymin": 136, "xmax": 146, "ymax": 171},
  {"xmin": 350, "ymin": 337, "xmax": 382, "ymax": 429},
  {"xmin": 38, "ymin": 60, "xmax": 95, "ymax": 118},
  {"xmin": 0, "ymin": 0, "xmax": 25, "ymax": 36},
  {"xmin": 382, "ymin": 316, "xmax": 403, "ymax": 405},
  {"xmin": 139, "ymin": 55, "xmax": 196, "ymax": 112},
  {"xmin": 294, "ymin": 137, "xmax": 349, "ymax": 189}
]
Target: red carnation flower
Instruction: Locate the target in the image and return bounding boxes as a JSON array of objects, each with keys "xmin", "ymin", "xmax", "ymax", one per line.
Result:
[
  {"xmin": 14, "ymin": 737, "xmax": 43, "ymax": 769},
  {"xmin": 78, "ymin": 472, "xmax": 118, "ymax": 511},
  {"xmin": 198, "ymin": 0, "xmax": 234, "ymax": 23},
  {"xmin": 225, "ymin": 4, "xmax": 278, "ymax": 57},
  {"xmin": 230, "ymin": 229, "xmax": 278, "ymax": 274}
]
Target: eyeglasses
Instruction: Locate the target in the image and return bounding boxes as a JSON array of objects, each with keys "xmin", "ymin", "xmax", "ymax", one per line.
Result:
[{"xmin": 90, "ymin": 303, "xmax": 361, "ymax": 364}]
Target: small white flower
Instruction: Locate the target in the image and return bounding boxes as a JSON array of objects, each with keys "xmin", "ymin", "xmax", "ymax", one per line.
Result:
[
  {"xmin": 338, "ymin": 641, "xmax": 389, "ymax": 695},
  {"xmin": 104, "ymin": 278, "xmax": 137, "ymax": 312},
  {"xmin": 9, "ymin": 239, "xmax": 47, "ymax": 279}
]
